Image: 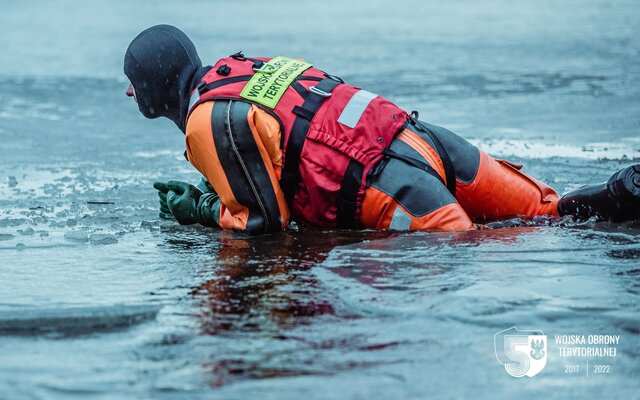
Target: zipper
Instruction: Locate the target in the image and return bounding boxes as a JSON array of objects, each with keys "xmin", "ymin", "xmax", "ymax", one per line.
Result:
[{"xmin": 225, "ymin": 101, "xmax": 270, "ymax": 233}]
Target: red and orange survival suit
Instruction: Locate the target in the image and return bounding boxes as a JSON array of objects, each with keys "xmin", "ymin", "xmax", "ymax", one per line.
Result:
[
  {"xmin": 182, "ymin": 54, "xmax": 567, "ymax": 235},
  {"xmin": 124, "ymin": 26, "xmax": 640, "ymax": 235}
]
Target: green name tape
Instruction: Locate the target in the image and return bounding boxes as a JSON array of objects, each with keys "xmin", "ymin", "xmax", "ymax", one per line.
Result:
[{"xmin": 240, "ymin": 56, "xmax": 312, "ymax": 109}]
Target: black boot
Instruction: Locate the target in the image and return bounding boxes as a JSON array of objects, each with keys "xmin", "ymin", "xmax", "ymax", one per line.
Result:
[{"xmin": 558, "ymin": 164, "xmax": 640, "ymax": 222}]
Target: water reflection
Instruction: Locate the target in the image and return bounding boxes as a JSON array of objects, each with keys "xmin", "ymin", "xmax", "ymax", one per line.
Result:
[
  {"xmin": 165, "ymin": 224, "xmax": 569, "ymax": 335},
  {"xmin": 156, "ymin": 220, "xmax": 640, "ymax": 389},
  {"xmin": 163, "ymin": 229, "xmax": 391, "ymax": 334}
]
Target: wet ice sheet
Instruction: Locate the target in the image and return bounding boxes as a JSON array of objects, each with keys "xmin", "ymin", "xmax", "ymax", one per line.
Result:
[
  {"xmin": 0, "ymin": 304, "xmax": 161, "ymax": 335},
  {"xmin": 470, "ymin": 136, "xmax": 640, "ymax": 161},
  {"xmin": 1, "ymin": 165, "xmax": 639, "ymax": 400}
]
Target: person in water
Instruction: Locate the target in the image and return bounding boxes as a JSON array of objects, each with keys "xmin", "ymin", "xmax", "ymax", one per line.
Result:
[{"xmin": 124, "ymin": 25, "xmax": 640, "ymax": 235}]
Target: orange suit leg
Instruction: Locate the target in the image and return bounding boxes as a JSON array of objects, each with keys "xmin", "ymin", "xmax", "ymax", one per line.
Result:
[
  {"xmin": 361, "ymin": 127, "xmax": 474, "ymax": 231},
  {"xmin": 361, "ymin": 186, "xmax": 474, "ymax": 231},
  {"xmin": 455, "ymin": 151, "xmax": 560, "ymax": 221}
]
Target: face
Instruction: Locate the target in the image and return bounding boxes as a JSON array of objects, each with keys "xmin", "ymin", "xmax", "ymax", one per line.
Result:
[{"xmin": 125, "ymin": 82, "xmax": 137, "ymax": 102}]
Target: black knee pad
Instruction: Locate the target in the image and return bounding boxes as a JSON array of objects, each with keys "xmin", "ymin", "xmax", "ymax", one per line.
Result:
[
  {"xmin": 368, "ymin": 139, "xmax": 458, "ymax": 216},
  {"xmin": 419, "ymin": 122, "xmax": 480, "ymax": 184}
]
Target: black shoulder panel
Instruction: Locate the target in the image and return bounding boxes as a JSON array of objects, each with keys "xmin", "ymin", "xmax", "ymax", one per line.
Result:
[{"xmin": 210, "ymin": 100, "xmax": 282, "ymax": 234}]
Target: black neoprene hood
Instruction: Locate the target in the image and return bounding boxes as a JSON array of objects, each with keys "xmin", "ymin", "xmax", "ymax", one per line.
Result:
[{"xmin": 124, "ymin": 25, "xmax": 202, "ymax": 132}]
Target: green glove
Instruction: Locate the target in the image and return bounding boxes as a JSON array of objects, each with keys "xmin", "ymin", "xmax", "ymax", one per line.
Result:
[
  {"xmin": 153, "ymin": 180, "xmax": 220, "ymax": 227},
  {"xmin": 157, "ymin": 176, "xmax": 214, "ymax": 220},
  {"xmin": 156, "ymin": 188, "xmax": 174, "ymax": 220},
  {"xmin": 195, "ymin": 176, "xmax": 215, "ymax": 193}
]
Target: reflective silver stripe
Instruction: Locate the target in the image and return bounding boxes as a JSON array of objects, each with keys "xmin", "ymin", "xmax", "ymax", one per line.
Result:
[
  {"xmin": 389, "ymin": 207, "xmax": 411, "ymax": 230},
  {"xmin": 188, "ymin": 90, "xmax": 200, "ymax": 112},
  {"xmin": 337, "ymin": 90, "xmax": 378, "ymax": 128}
]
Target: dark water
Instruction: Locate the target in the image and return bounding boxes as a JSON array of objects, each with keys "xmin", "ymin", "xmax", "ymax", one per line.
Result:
[{"xmin": 0, "ymin": 0, "xmax": 639, "ymax": 399}]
